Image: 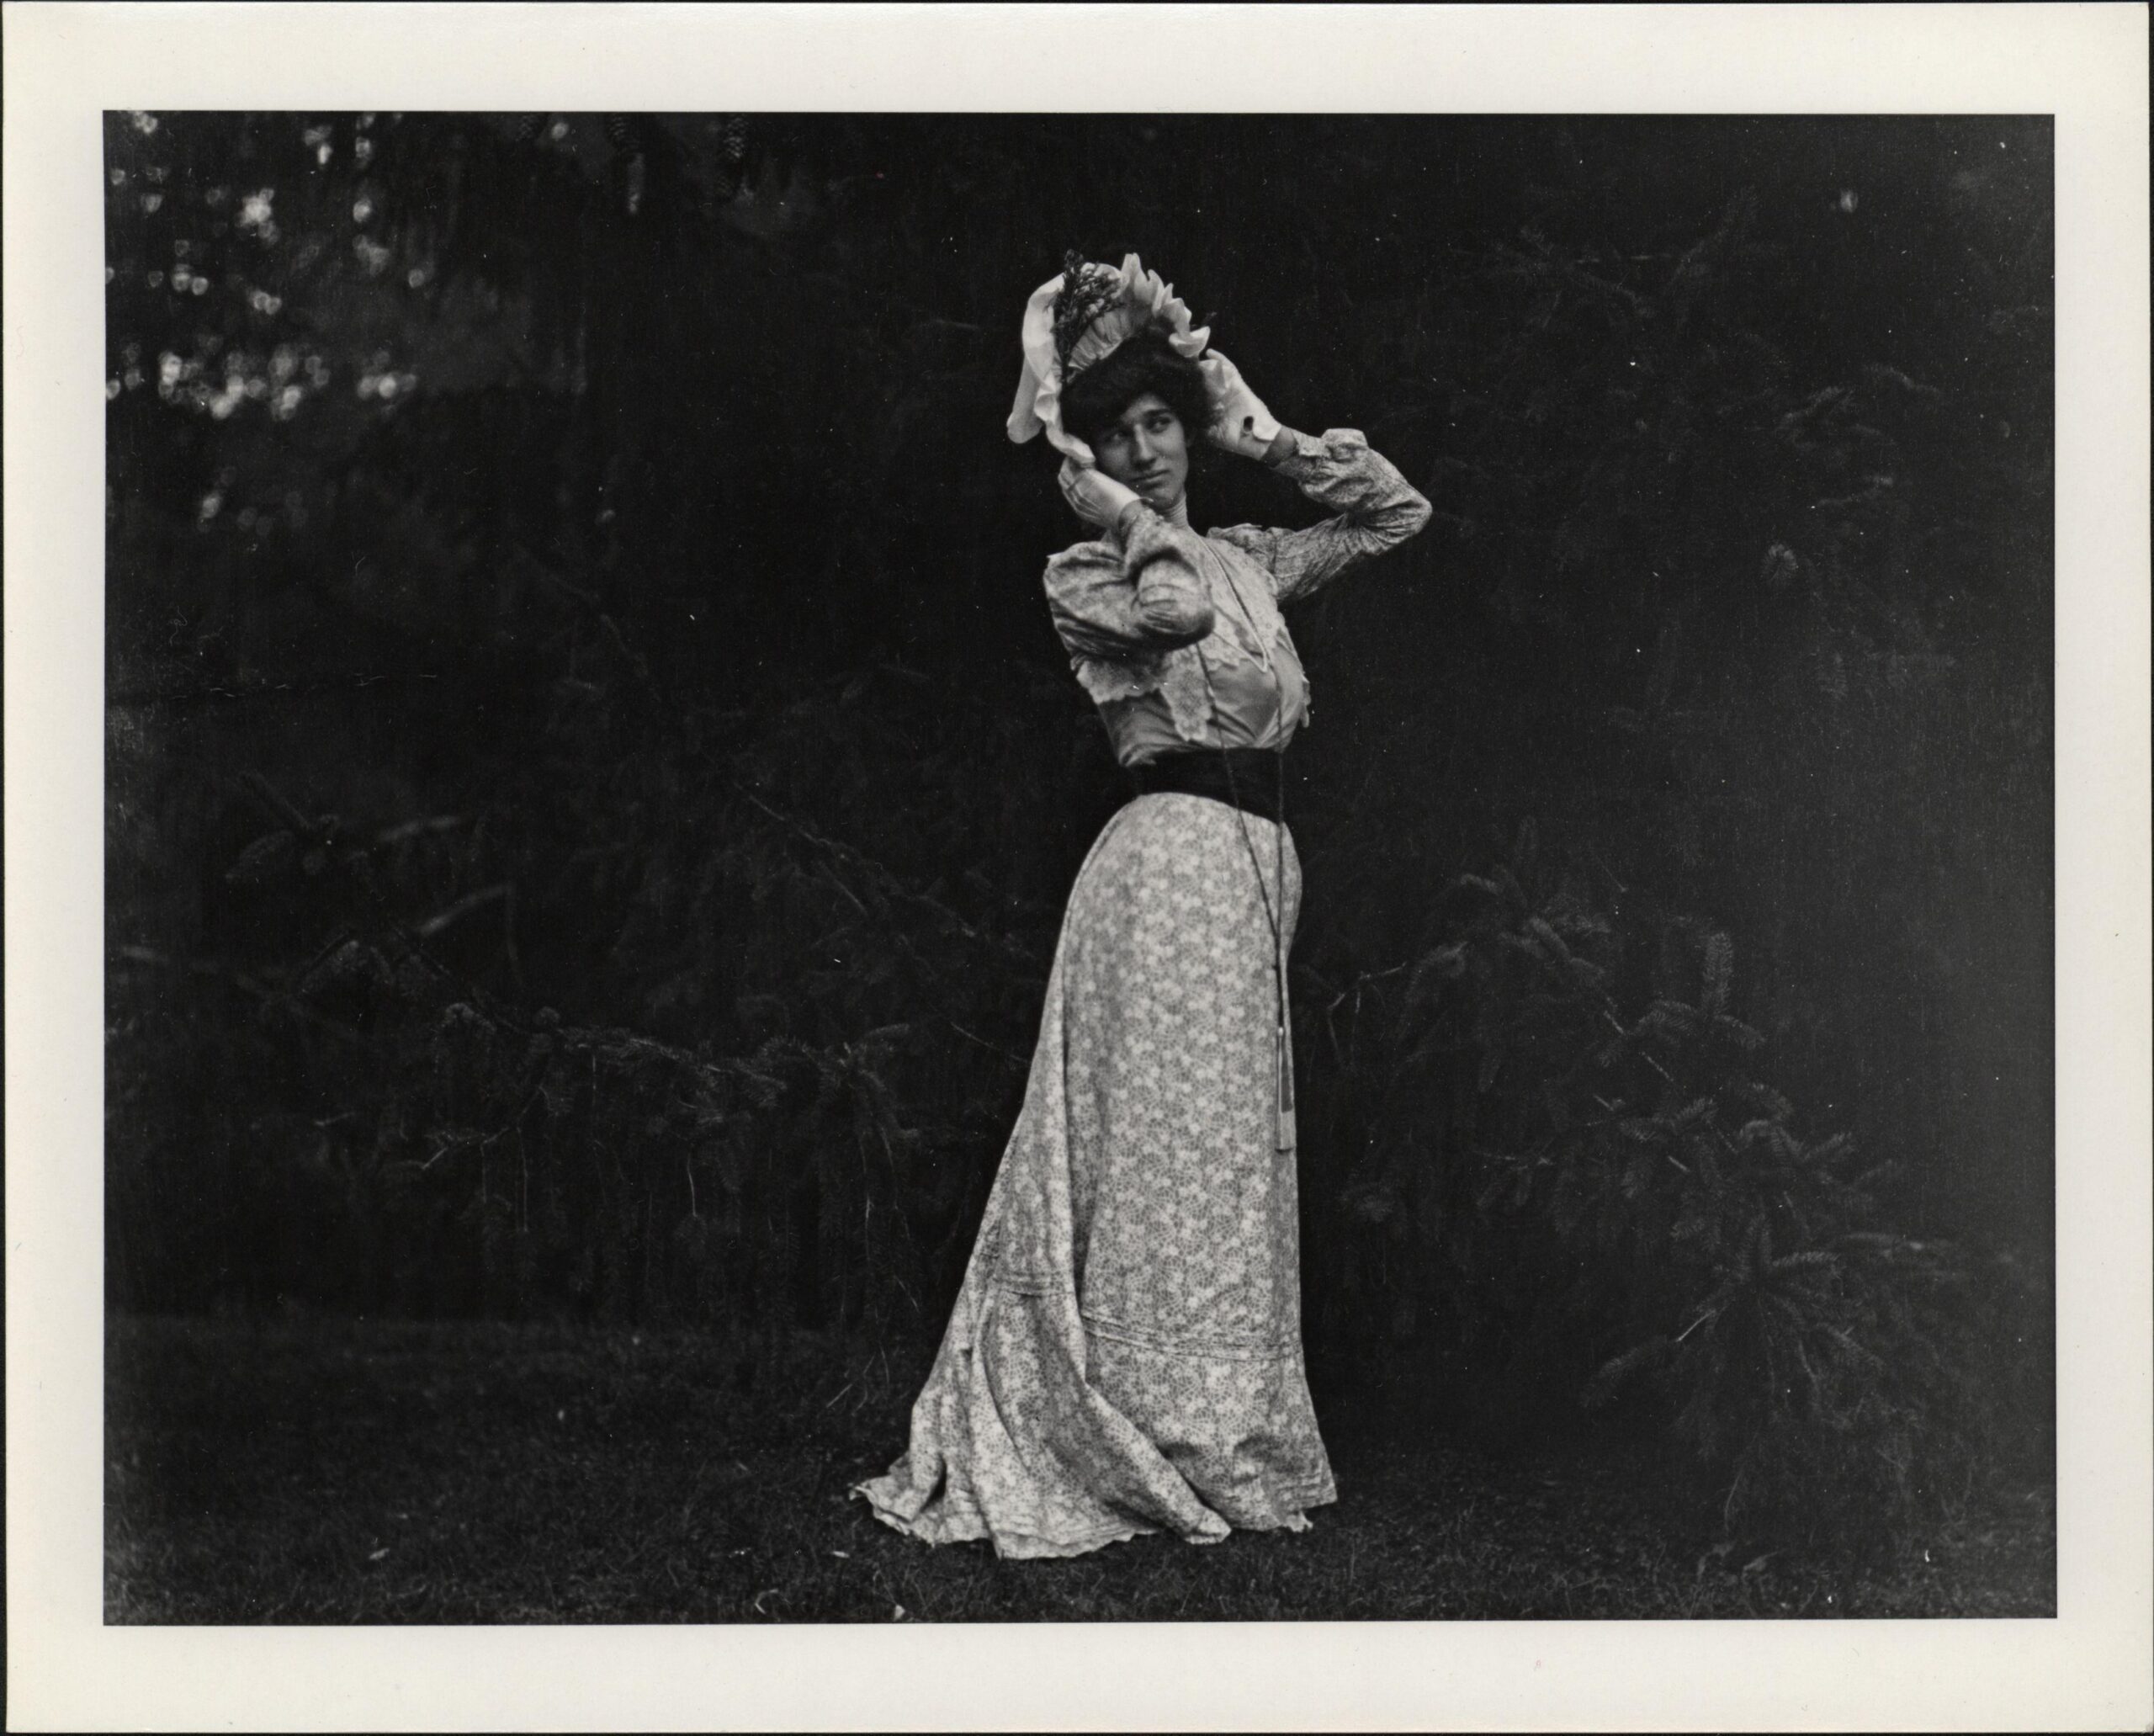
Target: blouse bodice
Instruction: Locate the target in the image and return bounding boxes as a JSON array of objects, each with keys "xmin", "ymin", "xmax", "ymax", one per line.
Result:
[{"xmin": 1043, "ymin": 429, "xmax": 1431, "ymax": 767}]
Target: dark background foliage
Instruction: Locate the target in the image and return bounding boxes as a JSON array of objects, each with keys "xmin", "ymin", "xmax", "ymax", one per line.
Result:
[{"xmin": 105, "ymin": 112, "xmax": 2052, "ymax": 1540}]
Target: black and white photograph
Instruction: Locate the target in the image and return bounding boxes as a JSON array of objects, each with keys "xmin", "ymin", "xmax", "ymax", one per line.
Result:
[{"xmin": 7, "ymin": 4, "xmax": 2149, "ymax": 1730}]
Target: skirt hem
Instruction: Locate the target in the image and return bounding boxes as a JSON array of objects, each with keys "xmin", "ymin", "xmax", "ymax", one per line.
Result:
[{"xmin": 850, "ymin": 1476, "xmax": 1337, "ymax": 1561}]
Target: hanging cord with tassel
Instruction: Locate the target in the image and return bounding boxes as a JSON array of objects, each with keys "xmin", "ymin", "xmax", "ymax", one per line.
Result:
[{"xmin": 1190, "ymin": 546, "xmax": 1296, "ymax": 1154}]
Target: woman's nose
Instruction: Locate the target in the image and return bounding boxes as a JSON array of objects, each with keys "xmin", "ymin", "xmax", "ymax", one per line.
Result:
[{"xmin": 1131, "ymin": 430, "xmax": 1156, "ymax": 462}]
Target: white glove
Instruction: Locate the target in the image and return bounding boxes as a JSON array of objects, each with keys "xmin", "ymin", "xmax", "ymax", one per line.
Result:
[
  {"xmin": 1199, "ymin": 350, "xmax": 1284, "ymax": 459},
  {"xmin": 1058, "ymin": 458, "xmax": 1143, "ymax": 532}
]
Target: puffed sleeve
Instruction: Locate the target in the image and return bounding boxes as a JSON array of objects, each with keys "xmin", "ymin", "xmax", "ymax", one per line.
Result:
[
  {"xmin": 1043, "ymin": 505, "xmax": 1218, "ymax": 661},
  {"xmin": 1212, "ymin": 428, "xmax": 1431, "ymax": 604}
]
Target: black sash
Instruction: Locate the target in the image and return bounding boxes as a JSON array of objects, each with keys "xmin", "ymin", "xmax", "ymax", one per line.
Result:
[{"xmin": 1127, "ymin": 748, "xmax": 1286, "ymax": 823}]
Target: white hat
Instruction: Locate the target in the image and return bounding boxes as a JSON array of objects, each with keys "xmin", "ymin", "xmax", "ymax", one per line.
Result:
[{"xmin": 1005, "ymin": 252, "xmax": 1210, "ymax": 465}]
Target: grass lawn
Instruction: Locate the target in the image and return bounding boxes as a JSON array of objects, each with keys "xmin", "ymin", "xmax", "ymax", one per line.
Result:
[{"xmin": 106, "ymin": 1314, "xmax": 2054, "ymax": 1623}]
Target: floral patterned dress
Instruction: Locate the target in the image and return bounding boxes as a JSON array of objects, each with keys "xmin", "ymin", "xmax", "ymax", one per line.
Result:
[{"xmin": 856, "ymin": 431, "xmax": 1430, "ymax": 1557}]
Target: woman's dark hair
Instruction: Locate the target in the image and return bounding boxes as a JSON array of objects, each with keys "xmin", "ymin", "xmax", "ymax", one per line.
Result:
[{"xmin": 1060, "ymin": 328, "xmax": 1212, "ymax": 450}]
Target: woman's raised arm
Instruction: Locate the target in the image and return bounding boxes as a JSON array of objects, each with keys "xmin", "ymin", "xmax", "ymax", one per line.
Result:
[
  {"xmin": 1215, "ymin": 428, "xmax": 1432, "ymax": 604},
  {"xmin": 1043, "ymin": 505, "xmax": 1217, "ymax": 661}
]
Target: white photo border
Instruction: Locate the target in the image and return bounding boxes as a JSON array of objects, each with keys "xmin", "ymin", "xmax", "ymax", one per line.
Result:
[{"xmin": 6, "ymin": 4, "xmax": 2148, "ymax": 1729}]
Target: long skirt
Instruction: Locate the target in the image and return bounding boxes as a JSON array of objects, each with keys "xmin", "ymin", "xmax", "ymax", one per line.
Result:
[{"xmin": 855, "ymin": 792, "xmax": 1336, "ymax": 1558}]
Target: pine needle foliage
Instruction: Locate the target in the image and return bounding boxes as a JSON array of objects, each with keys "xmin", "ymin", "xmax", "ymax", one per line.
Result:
[{"xmin": 1314, "ymin": 819, "xmax": 2048, "ymax": 1542}]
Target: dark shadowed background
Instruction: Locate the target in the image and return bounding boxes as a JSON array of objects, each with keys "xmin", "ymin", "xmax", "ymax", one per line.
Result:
[{"xmin": 104, "ymin": 112, "xmax": 2053, "ymax": 1553}]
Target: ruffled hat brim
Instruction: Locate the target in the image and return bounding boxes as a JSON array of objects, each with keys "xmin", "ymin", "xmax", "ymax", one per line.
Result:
[{"xmin": 1006, "ymin": 253, "xmax": 1210, "ymax": 465}]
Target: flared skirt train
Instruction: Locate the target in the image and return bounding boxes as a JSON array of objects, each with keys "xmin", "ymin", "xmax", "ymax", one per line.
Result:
[{"xmin": 854, "ymin": 792, "xmax": 1335, "ymax": 1558}]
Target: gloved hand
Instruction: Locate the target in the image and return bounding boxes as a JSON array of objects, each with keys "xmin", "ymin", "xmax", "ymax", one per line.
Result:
[
  {"xmin": 1199, "ymin": 350, "xmax": 1284, "ymax": 459},
  {"xmin": 1058, "ymin": 457, "xmax": 1144, "ymax": 533}
]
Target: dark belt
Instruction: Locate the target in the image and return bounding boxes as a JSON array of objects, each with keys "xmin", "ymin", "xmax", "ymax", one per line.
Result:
[{"xmin": 1128, "ymin": 747, "xmax": 1286, "ymax": 823}]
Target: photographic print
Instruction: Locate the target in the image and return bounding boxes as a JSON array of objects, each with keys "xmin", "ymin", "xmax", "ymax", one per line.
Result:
[
  {"xmin": 101, "ymin": 108, "xmax": 2056, "ymax": 1622},
  {"xmin": 7, "ymin": 5, "xmax": 2148, "ymax": 1731}
]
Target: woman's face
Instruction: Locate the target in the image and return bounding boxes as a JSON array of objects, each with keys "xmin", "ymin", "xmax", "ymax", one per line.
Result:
[{"xmin": 1090, "ymin": 392, "xmax": 1190, "ymax": 512}]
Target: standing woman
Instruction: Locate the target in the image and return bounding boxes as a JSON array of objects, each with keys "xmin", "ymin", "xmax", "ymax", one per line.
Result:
[{"xmin": 857, "ymin": 254, "xmax": 1430, "ymax": 1558}]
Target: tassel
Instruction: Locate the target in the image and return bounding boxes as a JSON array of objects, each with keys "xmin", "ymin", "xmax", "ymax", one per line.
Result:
[{"xmin": 1276, "ymin": 1018, "xmax": 1297, "ymax": 1152}]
